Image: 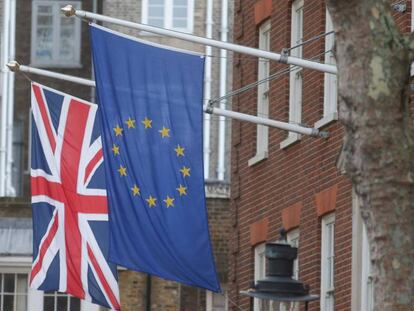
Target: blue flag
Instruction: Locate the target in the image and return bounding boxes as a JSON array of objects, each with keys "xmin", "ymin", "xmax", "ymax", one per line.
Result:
[{"xmin": 90, "ymin": 24, "xmax": 220, "ymax": 292}]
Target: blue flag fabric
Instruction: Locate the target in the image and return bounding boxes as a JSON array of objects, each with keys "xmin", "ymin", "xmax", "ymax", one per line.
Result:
[{"xmin": 90, "ymin": 24, "xmax": 220, "ymax": 292}]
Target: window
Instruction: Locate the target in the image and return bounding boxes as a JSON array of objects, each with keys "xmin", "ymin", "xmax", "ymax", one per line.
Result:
[
  {"xmin": 249, "ymin": 20, "xmax": 271, "ymax": 166},
  {"xmin": 0, "ymin": 256, "xmax": 101, "ymax": 311},
  {"xmin": 206, "ymin": 289, "xmax": 227, "ymax": 311},
  {"xmin": 0, "ymin": 273, "xmax": 28, "ymax": 311},
  {"xmin": 321, "ymin": 213, "xmax": 335, "ymax": 311},
  {"xmin": 43, "ymin": 292, "xmax": 80, "ymax": 311},
  {"xmin": 315, "ymin": 9, "xmax": 337, "ymax": 129},
  {"xmin": 280, "ymin": 0, "xmax": 303, "ymax": 149},
  {"xmin": 351, "ymin": 193, "xmax": 374, "ymax": 311},
  {"xmin": 142, "ymin": 0, "xmax": 194, "ymax": 33},
  {"xmin": 31, "ymin": 1, "xmax": 81, "ymax": 67}
]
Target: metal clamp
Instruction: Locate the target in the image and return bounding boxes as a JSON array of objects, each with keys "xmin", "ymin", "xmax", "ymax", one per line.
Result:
[
  {"xmin": 279, "ymin": 48, "xmax": 290, "ymax": 64},
  {"xmin": 205, "ymin": 100, "xmax": 215, "ymax": 114}
]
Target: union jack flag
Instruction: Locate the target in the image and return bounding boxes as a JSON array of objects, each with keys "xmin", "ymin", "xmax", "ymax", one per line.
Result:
[{"xmin": 30, "ymin": 82, "xmax": 121, "ymax": 310}]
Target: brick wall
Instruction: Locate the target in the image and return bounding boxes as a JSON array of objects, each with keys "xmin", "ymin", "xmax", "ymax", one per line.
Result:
[{"xmin": 230, "ymin": 1, "xmax": 411, "ymax": 310}]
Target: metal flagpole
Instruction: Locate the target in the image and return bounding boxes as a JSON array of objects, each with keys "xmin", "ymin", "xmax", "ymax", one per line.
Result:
[
  {"xmin": 61, "ymin": 5, "xmax": 337, "ymax": 75},
  {"xmin": 7, "ymin": 62, "xmax": 328, "ymax": 138}
]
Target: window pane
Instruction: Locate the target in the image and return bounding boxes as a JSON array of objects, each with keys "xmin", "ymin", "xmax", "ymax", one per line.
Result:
[
  {"xmin": 148, "ymin": 18, "xmax": 164, "ymax": 27},
  {"xmin": 57, "ymin": 296, "xmax": 68, "ymax": 311},
  {"xmin": 69, "ymin": 297, "xmax": 81, "ymax": 311},
  {"xmin": 16, "ymin": 275, "xmax": 27, "ymax": 294},
  {"xmin": 37, "ymin": 15, "xmax": 53, "ymax": 26},
  {"xmin": 38, "ymin": 5, "xmax": 52, "ymax": 14},
  {"xmin": 16, "ymin": 294, "xmax": 27, "ymax": 311},
  {"xmin": 149, "ymin": 0, "xmax": 163, "ymax": 4},
  {"xmin": 148, "ymin": 6, "xmax": 164, "ymax": 18},
  {"xmin": 4, "ymin": 294, "xmax": 14, "ymax": 311},
  {"xmin": 35, "ymin": 27, "xmax": 53, "ymax": 60},
  {"xmin": 3, "ymin": 274, "xmax": 15, "ymax": 293},
  {"xmin": 173, "ymin": 19, "xmax": 187, "ymax": 28},
  {"xmin": 173, "ymin": 7, "xmax": 187, "ymax": 18},
  {"xmin": 59, "ymin": 28, "xmax": 75, "ymax": 60},
  {"xmin": 174, "ymin": 0, "xmax": 187, "ymax": 5},
  {"xmin": 44, "ymin": 296, "xmax": 55, "ymax": 311}
]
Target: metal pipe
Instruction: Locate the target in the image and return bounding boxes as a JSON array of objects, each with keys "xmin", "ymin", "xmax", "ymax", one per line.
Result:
[
  {"xmin": 5, "ymin": 0, "xmax": 16, "ymax": 196},
  {"xmin": 0, "ymin": 0, "xmax": 11, "ymax": 196},
  {"xmin": 8, "ymin": 62, "xmax": 328, "ymax": 138},
  {"xmin": 61, "ymin": 5, "xmax": 337, "ymax": 75},
  {"xmin": 7, "ymin": 62, "xmax": 96, "ymax": 87},
  {"xmin": 203, "ymin": 0, "xmax": 213, "ymax": 179},
  {"xmin": 217, "ymin": 0, "xmax": 228, "ymax": 181}
]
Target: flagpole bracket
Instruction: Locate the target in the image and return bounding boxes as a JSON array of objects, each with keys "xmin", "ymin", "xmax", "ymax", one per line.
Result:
[
  {"xmin": 279, "ymin": 48, "xmax": 289, "ymax": 64},
  {"xmin": 61, "ymin": 5, "xmax": 76, "ymax": 17},
  {"xmin": 6, "ymin": 61, "xmax": 20, "ymax": 72},
  {"xmin": 206, "ymin": 100, "xmax": 215, "ymax": 114},
  {"xmin": 318, "ymin": 130, "xmax": 330, "ymax": 139}
]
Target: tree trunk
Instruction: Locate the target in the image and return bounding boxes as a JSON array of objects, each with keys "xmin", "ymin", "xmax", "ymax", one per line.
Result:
[{"xmin": 325, "ymin": 0, "xmax": 414, "ymax": 309}]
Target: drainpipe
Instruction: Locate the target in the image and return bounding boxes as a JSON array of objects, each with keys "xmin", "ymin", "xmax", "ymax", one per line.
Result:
[
  {"xmin": 0, "ymin": 0, "xmax": 11, "ymax": 196},
  {"xmin": 90, "ymin": 0, "xmax": 98, "ymax": 103},
  {"xmin": 217, "ymin": 0, "xmax": 228, "ymax": 181},
  {"xmin": 203, "ymin": 0, "xmax": 213, "ymax": 180},
  {"xmin": 5, "ymin": 0, "xmax": 16, "ymax": 196}
]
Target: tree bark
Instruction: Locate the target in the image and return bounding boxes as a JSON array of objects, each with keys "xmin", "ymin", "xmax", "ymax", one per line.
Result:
[{"xmin": 325, "ymin": 0, "xmax": 414, "ymax": 310}]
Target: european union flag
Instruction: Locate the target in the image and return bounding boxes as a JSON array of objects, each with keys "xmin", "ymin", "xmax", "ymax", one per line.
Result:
[{"xmin": 90, "ymin": 24, "xmax": 220, "ymax": 292}]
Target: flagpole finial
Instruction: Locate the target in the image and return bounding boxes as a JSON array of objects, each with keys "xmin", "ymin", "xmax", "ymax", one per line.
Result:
[
  {"xmin": 6, "ymin": 61, "xmax": 20, "ymax": 72},
  {"xmin": 61, "ymin": 5, "xmax": 76, "ymax": 17}
]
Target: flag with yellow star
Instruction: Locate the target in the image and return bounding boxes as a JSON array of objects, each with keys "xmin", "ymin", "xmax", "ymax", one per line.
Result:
[{"xmin": 90, "ymin": 24, "xmax": 220, "ymax": 292}]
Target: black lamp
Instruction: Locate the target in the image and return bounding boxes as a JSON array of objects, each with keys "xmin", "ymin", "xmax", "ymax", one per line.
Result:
[{"xmin": 241, "ymin": 239, "xmax": 318, "ymax": 310}]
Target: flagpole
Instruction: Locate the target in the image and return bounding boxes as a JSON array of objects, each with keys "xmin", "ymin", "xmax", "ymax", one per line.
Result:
[
  {"xmin": 7, "ymin": 61, "xmax": 328, "ymax": 138},
  {"xmin": 7, "ymin": 61, "xmax": 96, "ymax": 87},
  {"xmin": 61, "ymin": 5, "xmax": 337, "ymax": 75}
]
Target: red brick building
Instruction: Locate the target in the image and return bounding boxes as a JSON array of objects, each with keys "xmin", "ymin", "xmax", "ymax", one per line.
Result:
[{"xmin": 229, "ymin": 1, "xmax": 412, "ymax": 310}]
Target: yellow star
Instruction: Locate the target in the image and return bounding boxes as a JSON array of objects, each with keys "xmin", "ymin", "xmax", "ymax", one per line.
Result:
[
  {"xmin": 146, "ymin": 195, "xmax": 157, "ymax": 207},
  {"xmin": 142, "ymin": 117, "xmax": 152, "ymax": 129},
  {"xmin": 180, "ymin": 166, "xmax": 190, "ymax": 178},
  {"xmin": 176, "ymin": 184, "xmax": 187, "ymax": 196},
  {"xmin": 125, "ymin": 117, "xmax": 136, "ymax": 129},
  {"xmin": 163, "ymin": 196, "xmax": 175, "ymax": 208},
  {"xmin": 113, "ymin": 125, "xmax": 123, "ymax": 136},
  {"xmin": 131, "ymin": 184, "xmax": 140, "ymax": 196},
  {"xmin": 112, "ymin": 144, "xmax": 120, "ymax": 156},
  {"xmin": 174, "ymin": 145, "xmax": 185, "ymax": 157},
  {"xmin": 118, "ymin": 165, "xmax": 127, "ymax": 176},
  {"xmin": 159, "ymin": 126, "xmax": 170, "ymax": 138}
]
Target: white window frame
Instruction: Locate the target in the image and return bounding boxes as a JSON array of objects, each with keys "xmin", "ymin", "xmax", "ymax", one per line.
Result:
[
  {"xmin": 315, "ymin": 9, "xmax": 338, "ymax": 129},
  {"xmin": 280, "ymin": 0, "xmax": 304, "ymax": 149},
  {"xmin": 0, "ymin": 257, "xmax": 100, "ymax": 311},
  {"xmin": 254, "ymin": 243, "xmax": 266, "ymax": 311},
  {"xmin": 141, "ymin": 0, "xmax": 194, "ymax": 34},
  {"xmin": 321, "ymin": 213, "xmax": 335, "ymax": 311},
  {"xmin": 31, "ymin": 1, "xmax": 82, "ymax": 68},
  {"xmin": 249, "ymin": 20, "xmax": 271, "ymax": 166},
  {"xmin": 351, "ymin": 192, "xmax": 374, "ymax": 311}
]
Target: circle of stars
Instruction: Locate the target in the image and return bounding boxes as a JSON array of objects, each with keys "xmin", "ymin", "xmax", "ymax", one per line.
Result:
[{"xmin": 112, "ymin": 117, "xmax": 191, "ymax": 209}]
